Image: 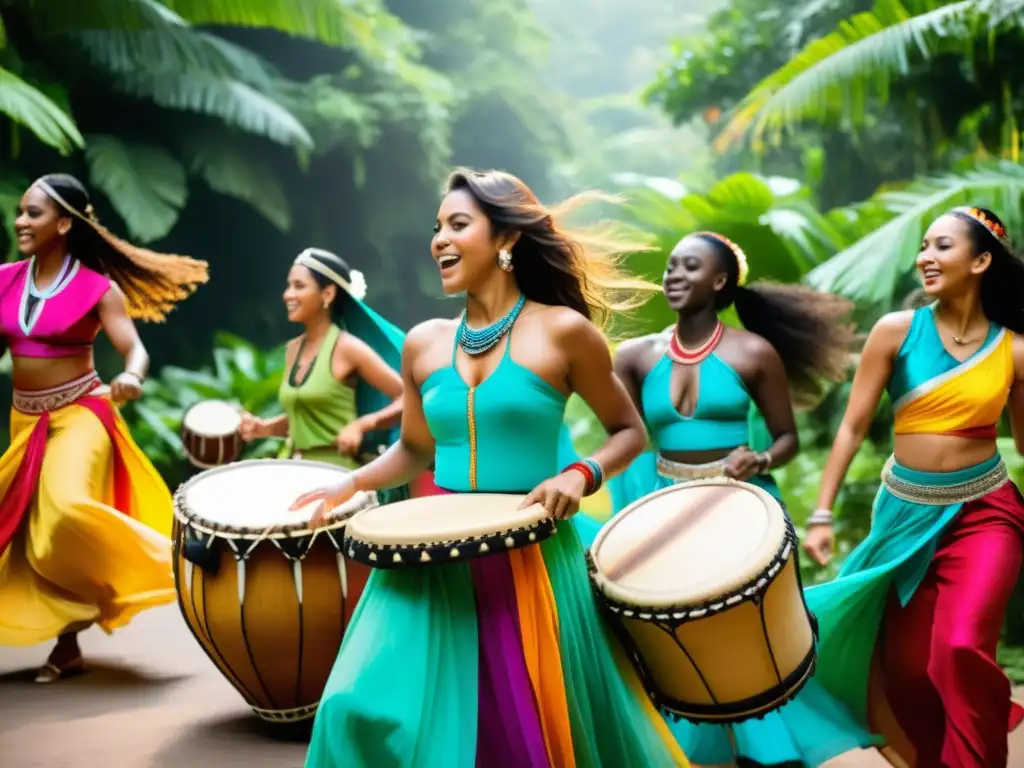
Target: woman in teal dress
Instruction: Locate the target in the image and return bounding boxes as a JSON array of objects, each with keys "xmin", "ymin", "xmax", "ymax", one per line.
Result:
[
  {"xmin": 240, "ymin": 248, "xmax": 413, "ymax": 503},
  {"xmin": 290, "ymin": 169, "xmax": 691, "ymax": 767},
  {"xmin": 801, "ymin": 207, "xmax": 1024, "ymax": 767},
  {"xmin": 576, "ymin": 231, "xmax": 876, "ymax": 767}
]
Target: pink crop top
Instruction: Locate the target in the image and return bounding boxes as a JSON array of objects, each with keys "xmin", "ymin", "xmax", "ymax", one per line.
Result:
[{"xmin": 0, "ymin": 260, "xmax": 110, "ymax": 358}]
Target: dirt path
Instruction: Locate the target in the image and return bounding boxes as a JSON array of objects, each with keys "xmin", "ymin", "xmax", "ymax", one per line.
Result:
[{"xmin": 2, "ymin": 604, "xmax": 1024, "ymax": 767}]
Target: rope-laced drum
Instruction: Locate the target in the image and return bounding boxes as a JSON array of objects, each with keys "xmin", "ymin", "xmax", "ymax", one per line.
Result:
[
  {"xmin": 173, "ymin": 459, "xmax": 376, "ymax": 725},
  {"xmin": 587, "ymin": 478, "xmax": 818, "ymax": 724},
  {"xmin": 343, "ymin": 493, "xmax": 554, "ymax": 568},
  {"xmin": 181, "ymin": 399, "xmax": 244, "ymax": 469}
]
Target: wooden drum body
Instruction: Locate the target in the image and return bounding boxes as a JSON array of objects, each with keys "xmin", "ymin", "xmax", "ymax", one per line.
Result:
[
  {"xmin": 172, "ymin": 459, "xmax": 377, "ymax": 725},
  {"xmin": 181, "ymin": 399, "xmax": 244, "ymax": 469},
  {"xmin": 588, "ymin": 478, "xmax": 817, "ymax": 724},
  {"xmin": 344, "ymin": 493, "xmax": 555, "ymax": 569}
]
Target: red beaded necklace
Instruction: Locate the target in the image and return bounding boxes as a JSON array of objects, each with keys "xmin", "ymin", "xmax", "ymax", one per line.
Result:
[{"xmin": 667, "ymin": 320, "xmax": 724, "ymax": 365}]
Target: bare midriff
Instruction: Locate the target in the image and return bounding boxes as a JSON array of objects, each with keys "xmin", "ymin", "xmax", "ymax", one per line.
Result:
[
  {"xmin": 11, "ymin": 352, "xmax": 95, "ymax": 392},
  {"xmin": 894, "ymin": 433, "xmax": 999, "ymax": 474}
]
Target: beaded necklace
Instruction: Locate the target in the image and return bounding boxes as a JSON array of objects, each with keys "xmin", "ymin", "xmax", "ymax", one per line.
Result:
[
  {"xmin": 666, "ymin": 320, "xmax": 724, "ymax": 365},
  {"xmin": 457, "ymin": 295, "xmax": 526, "ymax": 356}
]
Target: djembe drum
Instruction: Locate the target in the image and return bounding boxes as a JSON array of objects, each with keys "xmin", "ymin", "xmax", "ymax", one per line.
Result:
[
  {"xmin": 173, "ymin": 459, "xmax": 376, "ymax": 726},
  {"xmin": 343, "ymin": 493, "xmax": 554, "ymax": 568},
  {"xmin": 587, "ymin": 478, "xmax": 817, "ymax": 724},
  {"xmin": 181, "ymin": 399, "xmax": 244, "ymax": 469}
]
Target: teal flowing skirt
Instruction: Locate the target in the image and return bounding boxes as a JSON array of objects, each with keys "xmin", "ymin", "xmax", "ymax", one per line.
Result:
[
  {"xmin": 304, "ymin": 510, "xmax": 689, "ymax": 767},
  {"xmin": 576, "ymin": 451, "xmax": 877, "ymax": 766}
]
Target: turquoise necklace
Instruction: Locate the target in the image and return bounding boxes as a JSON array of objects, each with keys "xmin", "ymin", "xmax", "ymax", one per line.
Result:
[{"xmin": 458, "ymin": 295, "xmax": 526, "ymax": 356}]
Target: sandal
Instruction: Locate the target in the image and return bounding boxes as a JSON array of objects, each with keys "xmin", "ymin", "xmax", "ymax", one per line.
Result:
[{"xmin": 34, "ymin": 656, "xmax": 84, "ymax": 684}]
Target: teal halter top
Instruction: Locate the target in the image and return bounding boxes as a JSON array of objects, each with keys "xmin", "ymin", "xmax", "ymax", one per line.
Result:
[
  {"xmin": 641, "ymin": 352, "xmax": 751, "ymax": 452},
  {"xmin": 421, "ymin": 324, "xmax": 568, "ymax": 492}
]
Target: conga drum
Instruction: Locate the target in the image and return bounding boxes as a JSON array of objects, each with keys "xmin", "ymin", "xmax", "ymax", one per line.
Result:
[
  {"xmin": 181, "ymin": 399, "xmax": 244, "ymax": 469},
  {"xmin": 587, "ymin": 478, "xmax": 817, "ymax": 724},
  {"xmin": 343, "ymin": 493, "xmax": 555, "ymax": 567},
  {"xmin": 173, "ymin": 459, "xmax": 376, "ymax": 725}
]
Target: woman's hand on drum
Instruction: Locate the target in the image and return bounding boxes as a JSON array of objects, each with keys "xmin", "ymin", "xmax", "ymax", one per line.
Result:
[
  {"xmin": 520, "ymin": 470, "xmax": 588, "ymax": 520},
  {"xmin": 239, "ymin": 412, "xmax": 265, "ymax": 441},
  {"xmin": 803, "ymin": 523, "xmax": 834, "ymax": 567},
  {"xmin": 290, "ymin": 477, "xmax": 357, "ymax": 528},
  {"xmin": 110, "ymin": 372, "xmax": 144, "ymax": 402},
  {"xmin": 335, "ymin": 421, "xmax": 366, "ymax": 457},
  {"xmin": 722, "ymin": 446, "xmax": 763, "ymax": 482}
]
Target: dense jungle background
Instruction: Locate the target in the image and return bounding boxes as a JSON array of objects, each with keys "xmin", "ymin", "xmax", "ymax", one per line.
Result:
[{"xmin": 4, "ymin": 0, "xmax": 1024, "ymax": 667}]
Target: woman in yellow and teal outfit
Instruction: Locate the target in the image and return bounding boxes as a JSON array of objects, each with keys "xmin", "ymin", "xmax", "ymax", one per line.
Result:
[
  {"xmin": 240, "ymin": 247, "xmax": 415, "ymax": 503},
  {"xmin": 574, "ymin": 231, "xmax": 878, "ymax": 766},
  {"xmin": 802, "ymin": 207, "xmax": 1024, "ymax": 767}
]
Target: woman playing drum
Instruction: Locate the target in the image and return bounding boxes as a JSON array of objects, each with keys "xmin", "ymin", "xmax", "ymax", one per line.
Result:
[
  {"xmin": 290, "ymin": 168, "xmax": 690, "ymax": 767},
  {"xmin": 801, "ymin": 207, "xmax": 1024, "ymax": 767},
  {"xmin": 579, "ymin": 231, "xmax": 877, "ymax": 767},
  {"xmin": 239, "ymin": 248, "xmax": 415, "ymax": 503},
  {"xmin": 0, "ymin": 173, "xmax": 207, "ymax": 681}
]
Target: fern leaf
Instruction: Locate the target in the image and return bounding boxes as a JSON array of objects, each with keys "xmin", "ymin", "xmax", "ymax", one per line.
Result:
[
  {"xmin": 0, "ymin": 67, "xmax": 84, "ymax": 154},
  {"xmin": 84, "ymin": 135, "xmax": 188, "ymax": 243}
]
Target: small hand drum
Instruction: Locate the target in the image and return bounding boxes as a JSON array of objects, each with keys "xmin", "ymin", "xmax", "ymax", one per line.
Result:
[{"xmin": 181, "ymin": 399, "xmax": 244, "ymax": 469}]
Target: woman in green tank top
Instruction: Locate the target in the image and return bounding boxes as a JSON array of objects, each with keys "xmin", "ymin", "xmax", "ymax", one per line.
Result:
[{"xmin": 239, "ymin": 248, "xmax": 412, "ymax": 503}]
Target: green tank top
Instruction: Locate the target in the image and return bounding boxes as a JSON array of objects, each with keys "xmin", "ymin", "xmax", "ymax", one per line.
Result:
[{"xmin": 279, "ymin": 324, "xmax": 358, "ymax": 469}]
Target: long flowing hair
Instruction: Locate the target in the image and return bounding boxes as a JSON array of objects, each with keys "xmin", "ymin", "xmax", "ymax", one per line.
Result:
[
  {"xmin": 694, "ymin": 233, "xmax": 856, "ymax": 407},
  {"xmin": 444, "ymin": 169, "xmax": 658, "ymax": 330},
  {"xmin": 34, "ymin": 173, "xmax": 208, "ymax": 322},
  {"xmin": 948, "ymin": 207, "xmax": 1024, "ymax": 333}
]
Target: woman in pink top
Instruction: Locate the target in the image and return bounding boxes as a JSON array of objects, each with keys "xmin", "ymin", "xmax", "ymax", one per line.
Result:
[{"xmin": 0, "ymin": 174, "xmax": 208, "ymax": 682}]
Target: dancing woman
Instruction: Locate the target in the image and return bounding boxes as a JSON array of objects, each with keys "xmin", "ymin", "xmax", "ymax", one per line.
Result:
[
  {"xmin": 239, "ymin": 248, "xmax": 415, "ymax": 503},
  {"xmin": 802, "ymin": 207, "xmax": 1024, "ymax": 767},
  {"xmin": 290, "ymin": 168, "xmax": 690, "ymax": 767},
  {"xmin": 576, "ymin": 231, "xmax": 875, "ymax": 767},
  {"xmin": 0, "ymin": 174, "xmax": 207, "ymax": 681}
]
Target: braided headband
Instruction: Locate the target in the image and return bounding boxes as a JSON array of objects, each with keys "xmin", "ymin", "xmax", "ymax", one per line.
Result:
[
  {"xmin": 950, "ymin": 206, "xmax": 1012, "ymax": 249},
  {"xmin": 32, "ymin": 178, "xmax": 100, "ymax": 226},
  {"xmin": 294, "ymin": 247, "xmax": 367, "ymax": 301},
  {"xmin": 693, "ymin": 231, "xmax": 749, "ymax": 286}
]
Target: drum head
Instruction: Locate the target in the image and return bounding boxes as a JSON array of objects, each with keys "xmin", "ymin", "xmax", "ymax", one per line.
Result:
[
  {"xmin": 183, "ymin": 399, "xmax": 242, "ymax": 435},
  {"xmin": 174, "ymin": 459, "xmax": 373, "ymax": 538},
  {"xmin": 346, "ymin": 493, "xmax": 546, "ymax": 546},
  {"xmin": 589, "ymin": 479, "xmax": 786, "ymax": 608}
]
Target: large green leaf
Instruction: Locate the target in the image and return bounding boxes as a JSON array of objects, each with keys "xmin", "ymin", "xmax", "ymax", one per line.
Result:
[
  {"xmin": 807, "ymin": 161, "xmax": 1024, "ymax": 305},
  {"xmin": 0, "ymin": 67, "xmax": 84, "ymax": 154},
  {"xmin": 114, "ymin": 70, "xmax": 313, "ymax": 149},
  {"xmin": 84, "ymin": 135, "xmax": 188, "ymax": 242},
  {"xmin": 717, "ymin": 0, "xmax": 976, "ymax": 151},
  {"xmin": 0, "ymin": 175, "xmax": 29, "ymax": 258},
  {"xmin": 181, "ymin": 133, "xmax": 291, "ymax": 231}
]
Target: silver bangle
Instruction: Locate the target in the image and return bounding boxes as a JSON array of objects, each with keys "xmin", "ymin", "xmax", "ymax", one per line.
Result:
[
  {"xmin": 759, "ymin": 451, "xmax": 773, "ymax": 471},
  {"xmin": 807, "ymin": 508, "xmax": 834, "ymax": 526}
]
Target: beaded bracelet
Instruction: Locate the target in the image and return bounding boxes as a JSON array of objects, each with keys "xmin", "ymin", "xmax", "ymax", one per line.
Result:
[
  {"xmin": 807, "ymin": 508, "xmax": 835, "ymax": 526},
  {"xmin": 565, "ymin": 458, "xmax": 605, "ymax": 496}
]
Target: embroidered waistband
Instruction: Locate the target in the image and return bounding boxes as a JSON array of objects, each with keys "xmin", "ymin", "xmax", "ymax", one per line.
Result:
[
  {"xmin": 881, "ymin": 455, "xmax": 1008, "ymax": 505},
  {"xmin": 13, "ymin": 371, "xmax": 102, "ymax": 414},
  {"xmin": 656, "ymin": 454, "xmax": 728, "ymax": 481}
]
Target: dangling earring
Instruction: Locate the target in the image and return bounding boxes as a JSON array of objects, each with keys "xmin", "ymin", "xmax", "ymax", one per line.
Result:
[
  {"xmin": 322, "ymin": 298, "xmax": 330, "ymax": 310},
  {"xmin": 497, "ymin": 249, "xmax": 513, "ymax": 272}
]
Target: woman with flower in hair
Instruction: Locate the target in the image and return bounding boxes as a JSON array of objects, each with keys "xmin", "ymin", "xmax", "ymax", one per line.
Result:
[
  {"xmin": 575, "ymin": 231, "xmax": 875, "ymax": 767},
  {"xmin": 0, "ymin": 173, "xmax": 208, "ymax": 682},
  {"xmin": 290, "ymin": 168, "xmax": 690, "ymax": 767},
  {"xmin": 239, "ymin": 247, "xmax": 417, "ymax": 503},
  {"xmin": 800, "ymin": 207, "xmax": 1024, "ymax": 767}
]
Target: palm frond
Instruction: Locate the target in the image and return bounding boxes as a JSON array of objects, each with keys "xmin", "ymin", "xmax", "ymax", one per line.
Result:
[
  {"xmin": 0, "ymin": 67, "xmax": 84, "ymax": 154},
  {"xmin": 162, "ymin": 0, "xmax": 420, "ymax": 59},
  {"xmin": 84, "ymin": 135, "xmax": 189, "ymax": 243},
  {"xmin": 114, "ymin": 71, "xmax": 313, "ymax": 149},
  {"xmin": 806, "ymin": 161, "xmax": 1024, "ymax": 305},
  {"xmin": 716, "ymin": 0, "xmax": 976, "ymax": 152},
  {"xmin": 181, "ymin": 133, "xmax": 291, "ymax": 231}
]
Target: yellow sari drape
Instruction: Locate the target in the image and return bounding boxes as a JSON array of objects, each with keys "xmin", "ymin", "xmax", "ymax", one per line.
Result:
[{"xmin": 0, "ymin": 397, "xmax": 175, "ymax": 646}]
